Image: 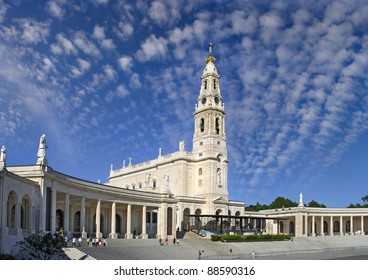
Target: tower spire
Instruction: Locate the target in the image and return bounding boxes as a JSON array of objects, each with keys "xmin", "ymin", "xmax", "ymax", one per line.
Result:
[
  {"xmin": 208, "ymin": 42, "xmax": 213, "ymax": 55},
  {"xmin": 206, "ymin": 42, "xmax": 215, "ymax": 64}
]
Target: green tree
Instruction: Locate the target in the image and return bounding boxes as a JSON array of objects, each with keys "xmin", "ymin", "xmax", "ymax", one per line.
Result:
[
  {"xmin": 244, "ymin": 202, "xmax": 269, "ymax": 212},
  {"xmin": 269, "ymin": 196, "xmax": 298, "ymax": 209},
  {"xmin": 347, "ymin": 195, "xmax": 368, "ymax": 208},
  {"xmin": 16, "ymin": 231, "xmax": 66, "ymax": 260},
  {"xmin": 361, "ymin": 195, "xmax": 368, "ymax": 204},
  {"xmin": 307, "ymin": 200, "xmax": 326, "ymax": 208}
]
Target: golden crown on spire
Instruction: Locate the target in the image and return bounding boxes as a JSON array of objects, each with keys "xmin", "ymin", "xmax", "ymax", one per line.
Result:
[{"xmin": 206, "ymin": 42, "xmax": 215, "ymax": 64}]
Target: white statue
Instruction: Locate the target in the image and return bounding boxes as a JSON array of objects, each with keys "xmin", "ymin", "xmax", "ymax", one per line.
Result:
[
  {"xmin": 36, "ymin": 134, "xmax": 48, "ymax": 165},
  {"xmin": 158, "ymin": 148, "xmax": 162, "ymax": 157},
  {"xmin": 164, "ymin": 174, "xmax": 169, "ymax": 190},
  {"xmin": 0, "ymin": 145, "xmax": 6, "ymax": 169},
  {"xmin": 0, "ymin": 146, "xmax": 6, "ymax": 163},
  {"xmin": 128, "ymin": 157, "xmax": 132, "ymax": 166},
  {"xmin": 146, "ymin": 173, "xmax": 151, "ymax": 187},
  {"xmin": 299, "ymin": 193, "xmax": 304, "ymax": 207},
  {"xmin": 37, "ymin": 134, "xmax": 47, "ymax": 158},
  {"xmin": 217, "ymin": 169, "xmax": 221, "ymax": 185},
  {"xmin": 179, "ymin": 140, "xmax": 185, "ymax": 151}
]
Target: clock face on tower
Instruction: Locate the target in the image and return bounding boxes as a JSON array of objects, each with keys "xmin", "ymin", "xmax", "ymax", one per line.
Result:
[{"xmin": 201, "ymin": 97, "xmax": 207, "ymax": 105}]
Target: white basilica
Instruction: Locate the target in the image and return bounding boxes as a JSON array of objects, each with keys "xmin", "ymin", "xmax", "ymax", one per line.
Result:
[{"xmin": 1, "ymin": 45, "xmax": 368, "ymax": 256}]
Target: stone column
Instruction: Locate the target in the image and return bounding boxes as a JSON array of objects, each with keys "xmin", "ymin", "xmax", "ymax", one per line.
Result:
[
  {"xmin": 158, "ymin": 203, "xmax": 168, "ymax": 239},
  {"xmin": 149, "ymin": 211, "xmax": 153, "ymax": 234},
  {"xmin": 295, "ymin": 213, "xmax": 303, "ymax": 237},
  {"xmin": 350, "ymin": 216, "xmax": 354, "ymax": 235},
  {"xmin": 361, "ymin": 215, "xmax": 365, "ymax": 235},
  {"xmin": 311, "ymin": 216, "xmax": 315, "ymax": 237},
  {"xmin": 51, "ymin": 186, "xmax": 57, "ymax": 234},
  {"xmin": 96, "ymin": 200, "xmax": 102, "ymax": 238},
  {"xmin": 81, "ymin": 196, "xmax": 87, "ymax": 238},
  {"xmin": 330, "ymin": 216, "xmax": 333, "ymax": 236},
  {"xmin": 176, "ymin": 204, "xmax": 182, "ymax": 231},
  {"xmin": 110, "ymin": 202, "xmax": 117, "ymax": 239},
  {"xmin": 340, "ymin": 216, "xmax": 343, "ymax": 235},
  {"xmin": 303, "ymin": 215, "xmax": 307, "ymax": 236},
  {"xmin": 320, "ymin": 216, "xmax": 324, "ymax": 236},
  {"xmin": 64, "ymin": 193, "xmax": 70, "ymax": 236},
  {"xmin": 15, "ymin": 202, "xmax": 21, "ymax": 235},
  {"xmin": 126, "ymin": 204, "xmax": 132, "ymax": 239},
  {"xmin": 171, "ymin": 204, "xmax": 177, "ymax": 238},
  {"xmin": 141, "ymin": 205, "xmax": 148, "ymax": 239}
]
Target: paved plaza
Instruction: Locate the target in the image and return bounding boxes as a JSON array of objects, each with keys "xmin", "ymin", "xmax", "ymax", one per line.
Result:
[{"xmin": 62, "ymin": 232, "xmax": 368, "ymax": 260}]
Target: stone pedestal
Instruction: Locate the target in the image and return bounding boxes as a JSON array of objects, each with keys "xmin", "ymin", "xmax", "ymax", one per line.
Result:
[
  {"xmin": 110, "ymin": 232, "xmax": 118, "ymax": 239},
  {"xmin": 82, "ymin": 227, "xmax": 87, "ymax": 238}
]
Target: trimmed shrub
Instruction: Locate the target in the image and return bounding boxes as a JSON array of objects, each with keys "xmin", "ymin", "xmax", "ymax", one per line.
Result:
[{"xmin": 217, "ymin": 233, "xmax": 291, "ymax": 242}]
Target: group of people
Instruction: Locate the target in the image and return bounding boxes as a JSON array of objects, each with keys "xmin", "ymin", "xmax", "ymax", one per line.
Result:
[
  {"xmin": 87, "ymin": 236, "xmax": 107, "ymax": 247},
  {"xmin": 68, "ymin": 236, "xmax": 108, "ymax": 247},
  {"xmin": 71, "ymin": 236, "xmax": 83, "ymax": 247},
  {"xmin": 159, "ymin": 237, "xmax": 179, "ymax": 246}
]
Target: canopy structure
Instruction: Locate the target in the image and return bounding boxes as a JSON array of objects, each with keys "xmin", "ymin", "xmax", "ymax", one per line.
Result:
[{"xmin": 185, "ymin": 214, "xmax": 287, "ymax": 235}]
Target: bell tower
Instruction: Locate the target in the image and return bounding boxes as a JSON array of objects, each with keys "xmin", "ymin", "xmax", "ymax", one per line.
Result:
[{"xmin": 192, "ymin": 43, "xmax": 228, "ymax": 209}]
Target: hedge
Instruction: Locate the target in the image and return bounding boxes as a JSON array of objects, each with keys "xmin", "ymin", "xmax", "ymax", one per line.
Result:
[{"xmin": 211, "ymin": 234, "xmax": 291, "ymax": 242}]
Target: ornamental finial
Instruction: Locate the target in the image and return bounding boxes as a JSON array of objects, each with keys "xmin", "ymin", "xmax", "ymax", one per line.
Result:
[{"xmin": 206, "ymin": 43, "xmax": 215, "ymax": 64}]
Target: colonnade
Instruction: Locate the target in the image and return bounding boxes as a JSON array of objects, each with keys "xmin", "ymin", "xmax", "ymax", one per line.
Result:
[
  {"xmin": 303, "ymin": 214, "xmax": 367, "ymax": 236},
  {"xmin": 38, "ymin": 187, "xmax": 177, "ymax": 240}
]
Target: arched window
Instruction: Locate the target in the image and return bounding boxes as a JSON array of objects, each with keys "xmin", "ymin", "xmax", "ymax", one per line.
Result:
[
  {"xmin": 200, "ymin": 118, "xmax": 205, "ymax": 132},
  {"xmin": 115, "ymin": 214, "xmax": 121, "ymax": 234},
  {"xmin": 333, "ymin": 221, "xmax": 340, "ymax": 233},
  {"xmin": 214, "ymin": 79, "xmax": 217, "ymax": 89},
  {"xmin": 204, "ymin": 80, "xmax": 207, "ymax": 89},
  {"xmin": 152, "ymin": 179, "xmax": 157, "ymax": 189},
  {"xmin": 215, "ymin": 118, "xmax": 220, "ymax": 134},
  {"xmin": 198, "ymin": 168, "xmax": 202, "ymax": 175},
  {"xmin": 346, "ymin": 220, "xmax": 351, "ymax": 232},
  {"xmin": 323, "ymin": 221, "xmax": 328, "ymax": 234},
  {"xmin": 7, "ymin": 191, "xmax": 17, "ymax": 229},
  {"xmin": 289, "ymin": 221, "xmax": 295, "ymax": 234},
  {"xmin": 55, "ymin": 209, "xmax": 63, "ymax": 231},
  {"xmin": 74, "ymin": 211, "xmax": 81, "ymax": 232},
  {"xmin": 21, "ymin": 195, "xmax": 31, "ymax": 230}
]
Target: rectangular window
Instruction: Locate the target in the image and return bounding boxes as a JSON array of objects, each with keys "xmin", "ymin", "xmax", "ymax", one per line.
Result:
[{"xmin": 198, "ymin": 179, "xmax": 202, "ymax": 187}]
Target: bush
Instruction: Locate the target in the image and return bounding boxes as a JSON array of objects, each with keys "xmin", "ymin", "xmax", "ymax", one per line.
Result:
[
  {"xmin": 215, "ymin": 233, "xmax": 291, "ymax": 242},
  {"xmin": 211, "ymin": 234, "xmax": 219, "ymax": 241},
  {"xmin": 244, "ymin": 234, "xmax": 290, "ymax": 241},
  {"xmin": 16, "ymin": 231, "xmax": 66, "ymax": 260}
]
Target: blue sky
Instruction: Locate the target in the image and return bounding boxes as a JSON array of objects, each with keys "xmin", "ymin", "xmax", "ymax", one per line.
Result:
[{"xmin": 1, "ymin": 0, "xmax": 368, "ymax": 208}]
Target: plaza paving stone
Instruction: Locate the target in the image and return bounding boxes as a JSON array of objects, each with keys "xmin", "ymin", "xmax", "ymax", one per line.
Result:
[{"xmin": 63, "ymin": 232, "xmax": 368, "ymax": 260}]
